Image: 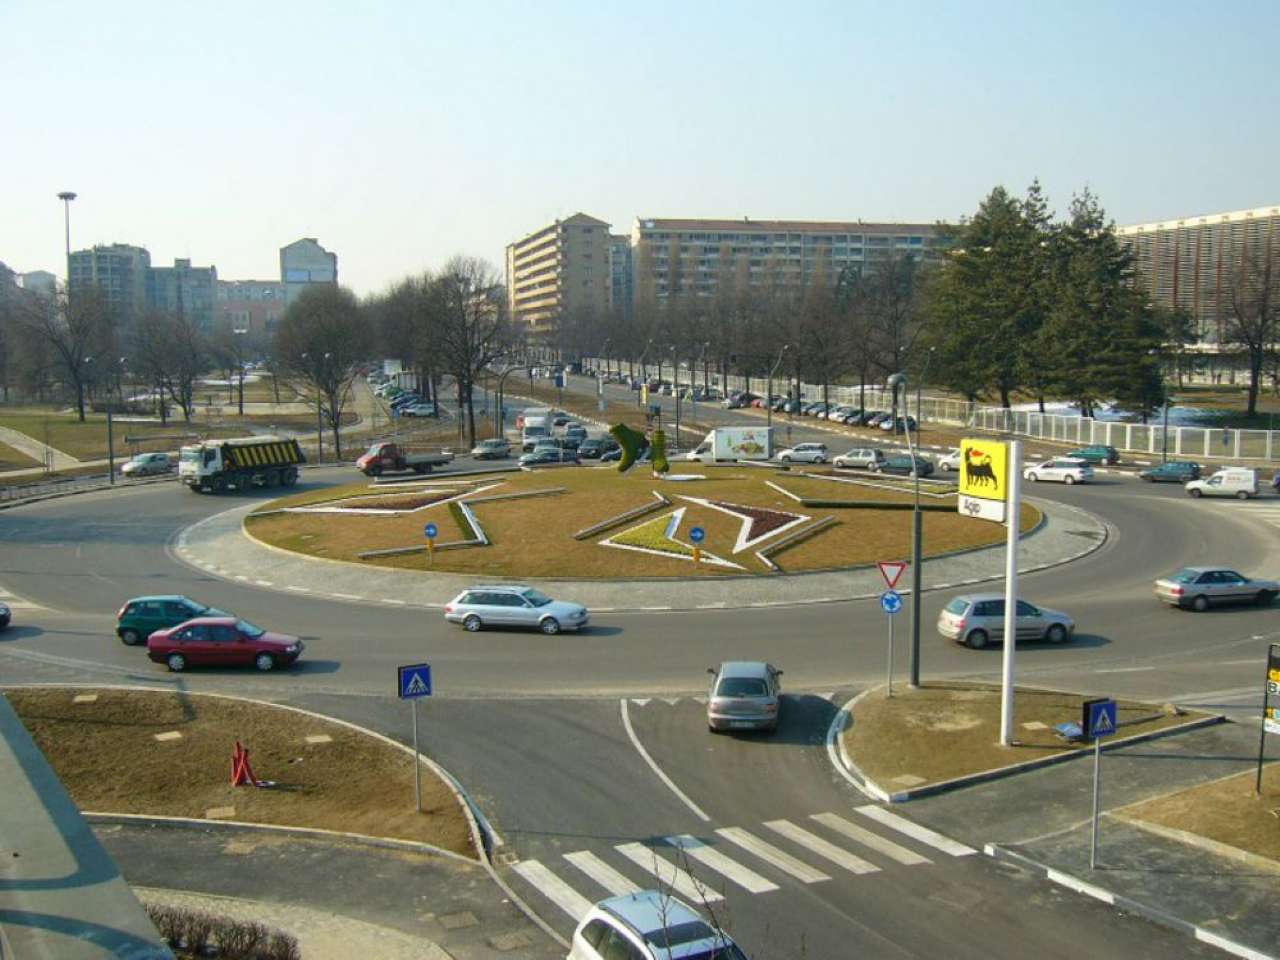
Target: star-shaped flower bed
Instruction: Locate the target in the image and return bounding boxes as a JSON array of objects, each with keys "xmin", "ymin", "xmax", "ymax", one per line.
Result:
[
  {"xmin": 285, "ymin": 483, "xmax": 503, "ymax": 515},
  {"xmin": 677, "ymin": 497, "xmax": 809, "ymax": 553},
  {"xmin": 599, "ymin": 507, "xmax": 742, "ymax": 569}
]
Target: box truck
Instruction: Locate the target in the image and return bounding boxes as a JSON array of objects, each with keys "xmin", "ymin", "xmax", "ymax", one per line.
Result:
[{"xmin": 685, "ymin": 427, "xmax": 775, "ymax": 463}]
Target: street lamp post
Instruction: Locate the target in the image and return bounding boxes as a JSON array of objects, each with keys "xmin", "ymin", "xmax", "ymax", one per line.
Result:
[
  {"xmin": 57, "ymin": 191, "xmax": 77, "ymax": 280},
  {"xmin": 234, "ymin": 328, "xmax": 248, "ymax": 416},
  {"xmin": 889, "ymin": 372, "xmax": 925, "ymax": 688},
  {"xmin": 767, "ymin": 345, "xmax": 789, "ymax": 429},
  {"xmin": 637, "ymin": 339, "xmax": 653, "ymax": 408}
]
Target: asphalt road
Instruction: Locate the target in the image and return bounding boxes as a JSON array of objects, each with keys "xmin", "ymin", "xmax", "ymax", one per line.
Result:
[{"xmin": 1, "ymin": 424, "xmax": 1274, "ymax": 958}]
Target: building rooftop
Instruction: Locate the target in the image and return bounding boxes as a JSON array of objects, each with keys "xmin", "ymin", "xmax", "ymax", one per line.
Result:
[
  {"xmin": 1117, "ymin": 204, "xmax": 1280, "ymax": 235},
  {"xmin": 635, "ymin": 217, "xmax": 938, "ymax": 232}
]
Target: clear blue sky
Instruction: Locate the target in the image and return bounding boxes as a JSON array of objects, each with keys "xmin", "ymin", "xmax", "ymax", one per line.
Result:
[{"xmin": 5, "ymin": 0, "xmax": 1277, "ymax": 296}]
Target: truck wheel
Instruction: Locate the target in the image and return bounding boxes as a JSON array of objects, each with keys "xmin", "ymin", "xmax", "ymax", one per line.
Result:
[
  {"xmin": 412, "ymin": 465, "xmax": 427, "ymax": 474},
  {"xmin": 1236, "ymin": 490, "xmax": 1249, "ymax": 500},
  {"xmin": 166, "ymin": 653, "xmax": 187, "ymax": 672},
  {"xmin": 282, "ymin": 469, "xmax": 299, "ymax": 487},
  {"xmin": 265, "ymin": 470, "xmax": 280, "ymax": 488},
  {"xmin": 211, "ymin": 476, "xmax": 227, "ymax": 494}
]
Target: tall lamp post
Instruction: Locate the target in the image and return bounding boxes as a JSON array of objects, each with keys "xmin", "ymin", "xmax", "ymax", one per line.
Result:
[
  {"xmin": 234, "ymin": 328, "xmax": 248, "ymax": 416},
  {"xmin": 767, "ymin": 344, "xmax": 789, "ymax": 429},
  {"xmin": 889, "ymin": 372, "xmax": 925, "ymax": 688},
  {"xmin": 637, "ymin": 339, "xmax": 653, "ymax": 408},
  {"xmin": 57, "ymin": 191, "xmax": 77, "ymax": 277}
]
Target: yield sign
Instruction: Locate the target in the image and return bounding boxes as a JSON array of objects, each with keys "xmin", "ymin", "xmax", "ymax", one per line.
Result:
[{"xmin": 877, "ymin": 560, "xmax": 908, "ymax": 589}]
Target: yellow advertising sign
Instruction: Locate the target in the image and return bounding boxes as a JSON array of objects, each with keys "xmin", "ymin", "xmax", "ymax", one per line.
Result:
[{"xmin": 958, "ymin": 438, "xmax": 1009, "ymax": 502}]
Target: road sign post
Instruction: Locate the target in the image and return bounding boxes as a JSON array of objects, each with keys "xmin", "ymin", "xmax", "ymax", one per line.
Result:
[
  {"xmin": 1000, "ymin": 441, "xmax": 1022, "ymax": 746},
  {"xmin": 424, "ymin": 522, "xmax": 437, "ymax": 565},
  {"xmin": 690, "ymin": 526, "xmax": 705, "ymax": 568},
  {"xmin": 398, "ymin": 663, "xmax": 433, "ymax": 812},
  {"xmin": 880, "ymin": 589, "xmax": 903, "ymax": 696},
  {"xmin": 1083, "ymin": 696, "xmax": 1118, "ymax": 868},
  {"xmin": 1258, "ymin": 643, "xmax": 1280, "ymax": 794}
]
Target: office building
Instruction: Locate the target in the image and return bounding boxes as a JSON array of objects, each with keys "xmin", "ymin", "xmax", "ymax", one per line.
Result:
[
  {"xmin": 68, "ymin": 243, "xmax": 151, "ymax": 325},
  {"xmin": 147, "ymin": 258, "xmax": 218, "ymax": 330},
  {"xmin": 608, "ymin": 234, "xmax": 633, "ymax": 318},
  {"xmin": 280, "ymin": 238, "xmax": 338, "ymax": 306},
  {"xmin": 505, "ymin": 213, "xmax": 610, "ymax": 337},
  {"xmin": 630, "ymin": 217, "xmax": 939, "ymax": 301},
  {"xmin": 216, "ymin": 280, "xmax": 287, "ymax": 336},
  {"xmin": 1117, "ymin": 205, "xmax": 1280, "ymax": 343}
]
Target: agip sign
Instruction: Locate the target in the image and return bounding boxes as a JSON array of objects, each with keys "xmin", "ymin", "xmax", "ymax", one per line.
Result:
[{"xmin": 957, "ymin": 438, "xmax": 1009, "ymax": 523}]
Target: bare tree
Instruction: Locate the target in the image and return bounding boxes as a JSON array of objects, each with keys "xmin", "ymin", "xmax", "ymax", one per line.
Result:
[
  {"xmin": 1224, "ymin": 227, "xmax": 1280, "ymax": 416},
  {"xmin": 13, "ymin": 285, "xmax": 113, "ymax": 420},
  {"xmin": 434, "ymin": 257, "xmax": 511, "ymax": 447}
]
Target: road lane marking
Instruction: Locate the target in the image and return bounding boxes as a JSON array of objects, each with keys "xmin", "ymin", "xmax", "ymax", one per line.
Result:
[
  {"xmin": 615, "ymin": 843, "xmax": 724, "ymax": 902},
  {"xmin": 811, "ymin": 812, "xmax": 931, "ymax": 865},
  {"xmin": 619, "ymin": 699, "xmax": 710, "ymax": 822},
  {"xmin": 382, "ymin": 599, "xmax": 407, "ymax": 605},
  {"xmin": 511, "ymin": 860, "xmax": 594, "ymax": 919},
  {"xmin": 254, "ymin": 580, "xmax": 273, "ymax": 587},
  {"xmin": 1093, "ymin": 666, "xmax": 1155, "ymax": 674},
  {"xmin": 855, "ymin": 806, "xmax": 975, "ymax": 856},
  {"xmin": 714, "ymin": 827, "xmax": 830, "ymax": 883},
  {"xmin": 332, "ymin": 592, "xmax": 363, "ymax": 601},
  {"xmin": 563, "ymin": 851, "xmax": 640, "ymax": 896},
  {"xmin": 763, "ymin": 820, "xmax": 878, "ymax": 874},
  {"xmin": 285, "ymin": 586, "xmax": 310, "ymax": 593},
  {"xmin": 665, "ymin": 835, "xmax": 779, "ymax": 893}
]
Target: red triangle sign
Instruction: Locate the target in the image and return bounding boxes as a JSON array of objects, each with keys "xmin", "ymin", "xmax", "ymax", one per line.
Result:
[{"xmin": 877, "ymin": 560, "xmax": 908, "ymax": 589}]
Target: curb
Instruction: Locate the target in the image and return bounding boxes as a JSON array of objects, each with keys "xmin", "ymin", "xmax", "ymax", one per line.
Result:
[
  {"xmin": 0, "ymin": 473, "xmax": 178, "ymax": 511},
  {"xmin": 824, "ymin": 689, "xmax": 891, "ymax": 802},
  {"xmin": 984, "ymin": 844, "xmax": 1276, "ymax": 960}
]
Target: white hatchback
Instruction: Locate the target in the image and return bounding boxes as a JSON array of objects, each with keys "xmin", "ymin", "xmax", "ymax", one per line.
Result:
[
  {"xmin": 776, "ymin": 442, "xmax": 827, "ymax": 464},
  {"xmin": 1023, "ymin": 458, "xmax": 1093, "ymax": 484}
]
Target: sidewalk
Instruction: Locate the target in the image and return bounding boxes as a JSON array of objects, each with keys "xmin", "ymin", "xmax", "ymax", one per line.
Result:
[{"xmin": 174, "ymin": 495, "xmax": 1107, "ymax": 612}]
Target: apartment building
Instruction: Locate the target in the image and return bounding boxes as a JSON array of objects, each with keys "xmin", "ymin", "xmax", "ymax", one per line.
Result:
[
  {"xmin": 505, "ymin": 213, "xmax": 610, "ymax": 337},
  {"xmin": 280, "ymin": 238, "xmax": 338, "ymax": 306},
  {"xmin": 216, "ymin": 279, "xmax": 287, "ymax": 336},
  {"xmin": 608, "ymin": 234, "xmax": 633, "ymax": 318},
  {"xmin": 1117, "ymin": 205, "xmax": 1280, "ymax": 343},
  {"xmin": 148, "ymin": 258, "xmax": 219, "ymax": 330},
  {"xmin": 630, "ymin": 217, "xmax": 939, "ymax": 301},
  {"xmin": 68, "ymin": 243, "xmax": 151, "ymax": 325}
]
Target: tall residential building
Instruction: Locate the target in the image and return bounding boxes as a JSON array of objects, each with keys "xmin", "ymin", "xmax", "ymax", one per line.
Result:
[
  {"xmin": 18, "ymin": 271, "xmax": 57, "ymax": 298},
  {"xmin": 505, "ymin": 213, "xmax": 610, "ymax": 337},
  {"xmin": 608, "ymin": 234, "xmax": 633, "ymax": 318},
  {"xmin": 68, "ymin": 243, "xmax": 151, "ymax": 325},
  {"xmin": 1116, "ymin": 205, "xmax": 1280, "ymax": 344},
  {"xmin": 147, "ymin": 258, "xmax": 218, "ymax": 330},
  {"xmin": 630, "ymin": 217, "xmax": 940, "ymax": 301},
  {"xmin": 217, "ymin": 280, "xmax": 287, "ymax": 336},
  {"xmin": 280, "ymin": 238, "xmax": 338, "ymax": 306}
]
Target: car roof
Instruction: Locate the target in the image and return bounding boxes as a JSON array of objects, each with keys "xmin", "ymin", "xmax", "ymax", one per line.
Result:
[
  {"xmin": 463, "ymin": 584, "xmax": 532, "ymax": 592},
  {"xmin": 949, "ymin": 593, "xmax": 1009, "ymax": 603},
  {"xmin": 598, "ymin": 890, "xmax": 702, "ymax": 936},
  {"xmin": 128, "ymin": 595, "xmax": 197, "ymax": 603},
  {"xmin": 175, "ymin": 616, "xmax": 237, "ymax": 626},
  {"xmin": 715, "ymin": 660, "xmax": 773, "ymax": 678}
]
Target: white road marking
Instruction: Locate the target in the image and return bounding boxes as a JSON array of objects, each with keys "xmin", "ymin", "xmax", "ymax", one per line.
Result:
[
  {"xmin": 332, "ymin": 592, "xmax": 363, "ymax": 601},
  {"xmin": 511, "ymin": 860, "xmax": 594, "ymax": 919},
  {"xmin": 631, "ymin": 698, "xmax": 651, "ymax": 707},
  {"xmin": 235, "ymin": 575, "xmax": 249, "ymax": 582},
  {"xmin": 382, "ymin": 598, "xmax": 407, "ymax": 605},
  {"xmin": 615, "ymin": 843, "xmax": 724, "ymax": 902},
  {"xmin": 665, "ymin": 835, "xmax": 779, "ymax": 893},
  {"xmin": 855, "ymin": 806, "xmax": 975, "ymax": 856},
  {"xmin": 255, "ymin": 580, "xmax": 273, "ymax": 587},
  {"xmin": 619, "ymin": 699, "xmax": 709, "ymax": 821},
  {"xmin": 811, "ymin": 812, "xmax": 931, "ymax": 865},
  {"xmin": 660, "ymin": 697, "xmax": 681, "ymax": 706},
  {"xmin": 1093, "ymin": 666, "xmax": 1155, "ymax": 674},
  {"xmin": 714, "ymin": 827, "xmax": 830, "ymax": 883},
  {"xmin": 763, "ymin": 820, "xmax": 878, "ymax": 874},
  {"xmin": 285, "ymin": 586, "xmax": 310, "ymax": 593},
  {"xmin": 825, "ymin": 705, "xmax": 877, "ymax": 800},
  {"xmin": 563, "ymin": 850, "xmax": 640, "ymax": 896}
]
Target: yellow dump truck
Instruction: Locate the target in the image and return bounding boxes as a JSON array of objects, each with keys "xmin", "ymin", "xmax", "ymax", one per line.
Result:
[{"xmin": 178, "ymin": 436, "xmax": 306, "ymax": 493}]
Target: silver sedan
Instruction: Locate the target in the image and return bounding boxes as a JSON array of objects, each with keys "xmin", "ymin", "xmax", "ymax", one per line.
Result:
[
  {"xmin": 1153, "ymin": 567, "xmax": 1279, "ymax": 611},
  {"xmin": 707, "ymin": 661, "xmax": 782, "ymax": 732}
]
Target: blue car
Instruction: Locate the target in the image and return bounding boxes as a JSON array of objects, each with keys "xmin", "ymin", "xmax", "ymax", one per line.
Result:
[{"xmin": 1139, "ymin": 461, "xmax": 1201, "ymax": 483}]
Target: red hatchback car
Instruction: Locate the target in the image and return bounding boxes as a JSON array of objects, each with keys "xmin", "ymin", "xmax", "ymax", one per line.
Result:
[{"xmin": 146, "ymin": 617, "xmax": 304, "ymax": 673}]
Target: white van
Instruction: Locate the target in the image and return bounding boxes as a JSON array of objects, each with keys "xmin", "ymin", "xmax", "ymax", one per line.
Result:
[
  {"xmin": 521, "ymin": 420, "xmax": 550, "ymax": 452},
  {"xmin": 1185, "ymin": 467, "xmax": 1258, "ymax": 500}
]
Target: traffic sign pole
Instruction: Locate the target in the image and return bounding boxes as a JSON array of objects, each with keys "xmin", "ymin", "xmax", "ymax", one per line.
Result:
[
  {"xmin": 412, "ymin": 698, "xmax": 421, "ymax": 812},
  {"xmin": 1000, "ymin": 441, "xmax": 1022, "ymax": 746},
  {"xmin": 887, "ymin": 613, "xmax": 895, "ymax": 698}
]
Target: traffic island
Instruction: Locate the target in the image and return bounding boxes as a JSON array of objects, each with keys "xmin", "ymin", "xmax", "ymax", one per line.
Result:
[
  {"xmin": 839, "ymin": 682, "xmax": 1221, "ymax": 802},
  {"xmin": 5, "ymin": 687, "xmax": 478, "ymax": 858}
]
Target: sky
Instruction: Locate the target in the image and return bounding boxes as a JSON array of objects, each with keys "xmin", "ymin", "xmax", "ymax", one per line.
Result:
[{"xmin": 5, "ymin": 0, "xmax": 1278, "ymax": 296}]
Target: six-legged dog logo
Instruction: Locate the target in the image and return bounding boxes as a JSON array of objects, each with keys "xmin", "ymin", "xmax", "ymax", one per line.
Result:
[{"xmin": 964, "ymin": 447, "xmax": 999, "ymax": 491}]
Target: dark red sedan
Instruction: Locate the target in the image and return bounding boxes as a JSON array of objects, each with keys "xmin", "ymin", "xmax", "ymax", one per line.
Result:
[{"xmin": 146, "ymin": 617, "xmax": 303, "ymax": 673}]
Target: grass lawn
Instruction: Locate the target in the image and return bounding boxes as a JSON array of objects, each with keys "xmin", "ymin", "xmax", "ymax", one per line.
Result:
[
  {"xmin": 0, "ymin": 409, "xmax": 240, "ymax": 460},
  {"xmin": 0, "ymin": 441, "xmax": 40, "ymax": 471},
  {"xmin": 247, "ymin": 465, "xmax": 1039, "ymax": 578},
  {"xmin": 7, "ymin": 687, "xmax": 475, "ymax": 857},
  {"xmin": 843, "ymin": 682, "xmax": 1211, "ymax": 789},
  {"xmin": 195, "ymin": 374, "xmax": 303, "ymax": 405}
]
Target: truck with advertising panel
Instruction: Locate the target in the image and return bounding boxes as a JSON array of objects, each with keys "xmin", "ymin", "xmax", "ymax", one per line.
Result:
[
  {"xmin": 179, "ymin": 436, "xmax": 305, "ymax": 493},
  {"xmin": 685, "ymin": 426, "xmax": 775, "ymax": 463}
]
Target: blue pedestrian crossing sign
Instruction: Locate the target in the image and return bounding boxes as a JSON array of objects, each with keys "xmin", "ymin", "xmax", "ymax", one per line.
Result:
[
  {"xmin": 424, "ymin": 522, "xmax": 438, "ymax": 539},
  {"xmin": 398, "ymin": 663, "xmax": 433, "ymax": 699},
  {"xmin": 880, "ymin": 590, "xmax": 903, "ymax": 615},
  {"xmin": 689, "ymin": 526, "xmax": 706, "ymax": 544},
  {"xmin": 1085, "ymin": 698, "xmax": 1117, "ymax": 739}
]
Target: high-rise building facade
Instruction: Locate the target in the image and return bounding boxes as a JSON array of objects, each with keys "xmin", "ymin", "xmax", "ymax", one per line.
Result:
[
  {"xmin": 505, "ymin": 213, "xmax": 610, "ymax": 337},
  {"xmin": 68, "ymin": 243, "xmax": 151, "ymax": 325},
  {"xmin": 280, "ymin": 238, "xmax": 338, "ymax": 306},
  {"xmin": 608, "ymin": 234, "xmax": 633, "ymax": 318},
  {"xmin": 216, "ymin": 280, "xmax": 287, "ymax": 336},
  {"xmin": 1116, "ymin": 205, "xmax": 1280, "ymax": 343},
  {"xmin": 147, "ymin": 258, "xmax": 218, "ymax": 330}
]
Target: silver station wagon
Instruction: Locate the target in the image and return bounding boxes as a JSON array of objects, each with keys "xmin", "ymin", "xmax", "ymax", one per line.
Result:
[
  {"xmin": 937, "ymin": 594, "xmax": 1074, "ymax": 649},
  {"xmin": 444, "ymin": 585, "xmax": 589, "ymax": 635},
  {"xmin": 706, "ymin": 660, "xmax": 782, "ymax": 733},
  {"xmin": 1153, "ymin": 567, "xmax": 1279, "ymax": 611}
]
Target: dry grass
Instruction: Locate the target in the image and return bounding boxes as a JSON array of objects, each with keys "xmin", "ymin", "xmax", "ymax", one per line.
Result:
[
  {"xmin": 0, "ymin": 410, "xmax": 238, "ymax": 460},
  {"xmin": 843, "ymin": 682, "xmax": 1208, "ymax": 789},
  {"xmin": 1114, "ymin": 764, "xmax": 1280, "ymax": 862},
  {"xmin": 247, "ymin": 466, "xmax": 1039, "ymax": 578},
  {"xmin": 7, "ymin": 687, "xmax": 475, "ymax": 857},
  {"xmin": 0, "ymin": 441, "xmax": 40, "ymax": 471}
]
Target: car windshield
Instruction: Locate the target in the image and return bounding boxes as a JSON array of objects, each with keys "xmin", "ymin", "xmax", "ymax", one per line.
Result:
[
  {"xmin": 179, "ymin": 448, "xmax": 201, "ymax": 463},
  {"xmin": 716, "ymin": 677, "xmax": 768, "ymax": 697},
  {"xmin": 364, "ymin": 444, "xmax": 384, "ymax": 457},
  {"xmin": 522, "ymin": 589, "xmax": 553, "ymax": 607},
  {"xmin": 235, "ymin": 619, "xmax": 265, "ymax": 638},
  {"xmin": 944, "ymin": 597, "xmax": 970, "ymax": 615},
  {"xmin": 644, "ymin": 920, "xmax": 717, "ymax": 949},
  {"xmin": 679, "ymin": 945, "xmax": 749, "ymax": 960}
]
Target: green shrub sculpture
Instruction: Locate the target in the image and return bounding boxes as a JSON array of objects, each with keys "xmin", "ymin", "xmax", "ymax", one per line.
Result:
[
  {"xmin": 609, "ymin": 423, "xmax": 648, "ymax": 473},
  {"xmin": 650, "ymin": 430, "xmax": 670, "ymax": 474}
]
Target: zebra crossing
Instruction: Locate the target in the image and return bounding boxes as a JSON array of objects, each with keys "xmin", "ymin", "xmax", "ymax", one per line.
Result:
[
  {"xmin": 508, "ymin": 806, "xmax": 975, "ymax": 923},
  {"xmin": 628, "ymin": 692, "xmax": 838, "ymax": 707}
]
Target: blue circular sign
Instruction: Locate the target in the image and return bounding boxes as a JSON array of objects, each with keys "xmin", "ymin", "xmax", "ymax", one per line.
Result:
[
  {"xmin": 424, "ymin": 522, "xmax": 438, "ymax": 539},
  {"xmin": 689, "ymin": 526, "xmax": 706, "ymax": 544},
  {"xmin": 880, "ymin": 590, "xmax": 903, "ymax": 614}
]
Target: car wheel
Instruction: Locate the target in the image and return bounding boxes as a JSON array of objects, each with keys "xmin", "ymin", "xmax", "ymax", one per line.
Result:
[
  {"xmin": 540, "ymin": 617, "xmax": 561, "ymax": 635},
  {"xmin": 1236, "ymin": 490, "xmax": 1249, "ymax": 500},
  {"xmin": 1257, "ymin": 591, "xmax": 1276, "ymax": 606},
  {"xmin": 1064, "ymin": 475, "xmax": 1076, "ymax": 485},
  {"xmin": 1191, "ymin": 594, "xmax": 1209, "ymax": 612},
  {"xmin": 254, "ymin": 652, "xmax": 276, "ymax": 672},
  {"xmin": 369, "ymin": 465, "xmax": 382, "ymax": 477},
  {"xmin": 1045, "ymin": 624, "xmax": 1068, "ymax": 644},
  {"xmin": 815, "ymin": 456, "xmax": 825, "ymax": 464},
  {"xmin": 781, "ymin": 456, "xmax": 791, "ymax": 463},
  {"xmin": 463, "ymin": 615, "xmax": 482, "ymax": 632},
  {"xmin": 120, "ymin": 629, "xmax": 143, "ymax": 646},
  {"xmin": 965, "ymin": 629, "xmax": 989, "ymax": 650},
  {"xmin": 1028, "ymin": 472, "xmax": 1039, "ymax": 482},
  {"xmin": 166, "ymin": 653, "xmax": 187, "ymax": 672},
  {"xmin": 1188, "ymin": 488, "xmax": 1202, "ymax": 498}
]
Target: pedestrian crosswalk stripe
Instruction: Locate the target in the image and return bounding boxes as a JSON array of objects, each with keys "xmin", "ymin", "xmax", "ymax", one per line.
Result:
[
  {"xmin": 810, "ymin": 813, "xmax": 931, "ymax": 866},
  {"xmin": 855, "ymin": 806, "xmax": 976, "ymax": 856},
  {"xmin": 763, "ymin": 820, "xmax": 879, "ymax": 875},
  {"xmin": 511, "ymin": 860, "xmax": 594, "ymax": 920},
  {"xmin": 615, "ymin": 842, "xmax": 725, "ymax": 903},
  {"xmin": 563, "ymin": 851, "xmax": 640, "ymax": 896},
  {"xmin": 714, "ymin": 827, "xmax": 830, "ymax": 884},
  {"xmin": 665, "ymin": 835, "xmax": 779, "ymax": 894}
]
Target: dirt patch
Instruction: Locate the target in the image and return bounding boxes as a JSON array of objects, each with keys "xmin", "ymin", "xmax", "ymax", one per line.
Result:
[
  {"xmin": 843, "ymin": 682, "xmax": 1210, "ymax": 788},
  {"xmin": 6, "ymin": 688, "xmax": 475, "ymax": 858},
  {"xmin": 1114, "ymin": 764, "xmax": 1280, "ymax": 863},
  {"xmin": 247, "ymin": 467, "xmax": 1039, "ymax": 578}
]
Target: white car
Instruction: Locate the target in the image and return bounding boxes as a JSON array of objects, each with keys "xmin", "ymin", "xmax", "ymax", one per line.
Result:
[
  {"xmin": 1023, "ymin": 458, "xmax": 1093, "ymax": 484},
  {"xmin": 938, "ymin": 448, "xmax": 962, "ymax": 471},
  {"xmin": 833, "ymin": 447, "xmax": 886, "ymax": 470},
  {"xmin": 121, "ymin": 452, "xmax": 173, "ymax": 477},
  {"xmin": 568, "ymin": 890, "xmax": 747, "ymax": 960},
  {"xmin": 776, "ymin": 442, "xmax": 827, "ymax": 464}
]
